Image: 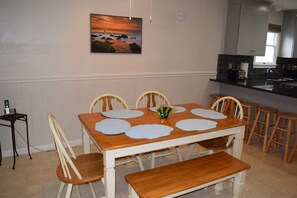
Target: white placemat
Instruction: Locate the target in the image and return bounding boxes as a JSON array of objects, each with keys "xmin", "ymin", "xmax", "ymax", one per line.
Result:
[
  {"xmin": 191, "ymin": 108, "xmax": 227, "ymax": 119},
  {"xmin": 101, "ymin": 109, "xmax": 144, "ymax": 119},
  {"xmin": 172, "ymin": 106, "xmax": 186, "ymax": 113},
  {"xmin": 149, "ymin": 106, "xmax": 186, "ymax": 113},
  {"xmin": 149, "ymin": 107, "xmax": 159, "ymax": 112},
  {"xmin": 175, "ymin": 119, "xmax": 217, "ymax": 131},
  {"xmin": 95, "ymin": 119, "xmax": 131, "ymax": 135},
  {"xmin": 125, "ymin": 124, "xmax": 173, "ymax": 139}
]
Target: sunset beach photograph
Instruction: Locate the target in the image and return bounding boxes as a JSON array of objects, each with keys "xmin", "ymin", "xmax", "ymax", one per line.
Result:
[{"xmin": 90, "ymin": 14, "xmax": 142, "ymax": 53}]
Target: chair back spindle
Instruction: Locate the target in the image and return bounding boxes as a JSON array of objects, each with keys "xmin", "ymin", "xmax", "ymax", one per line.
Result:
[
  {"xmin": 48, "ymin": 113, "xmax": 82, "ymax": 180},
  {"xmin": 211, "ymin": 96, "xmax": 243, "ymax": 119},
  {"xmin": 211, "ymin": 96, "xmax": 243, "ymax": 146},
  {"xmin": 89, "ymin": 94, "xmax": 129, "ymax": 113},
  {"xmin": 135, "ymin": 91, "xmax": 170, "ymax": 109}
]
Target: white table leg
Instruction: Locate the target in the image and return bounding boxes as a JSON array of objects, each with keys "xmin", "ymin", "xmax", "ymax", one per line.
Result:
[
  {"xmin": 185, "ymin": 143, "xmax": 195, "ymax": 160},
  {"xmin": 82, "ymin": 125, "xmax": 90, "ymax": 154},
  {"xmin": 104, "ymin": 151, "xmax": 116, "ymax": 198},
  {"xmin": 232, "ymin": 126, "xmax": 245, "ymax": 159}
]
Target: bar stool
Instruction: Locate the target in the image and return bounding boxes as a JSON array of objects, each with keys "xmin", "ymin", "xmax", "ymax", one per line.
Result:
[
  {"xmin": 288, "ymin": 132, "xmax": 297, "ymax": 163},
  {"xmin": 265, "ymin": 112, "xmax": 297, "ymax": 163},
  {"xmin": 242, "ymin": 101, "xmax": 258, "ymax": 143},
  {"xmin": 208, "ymin": 94, "xmax": 225, "ymax": 107},
  {"xmin": 247, "ymin": 106, "xmax": 278, "ymax": 152}
]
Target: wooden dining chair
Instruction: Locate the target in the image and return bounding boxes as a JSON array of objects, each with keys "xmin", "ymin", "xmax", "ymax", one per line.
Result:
[
  {"xmin": 135, "ymin": 90, "xmax": 170, "ymax": 109},
  {"xmin": 48, "ymin": 113, "xmax": 104, "ymax": 198},
  {"xmin": 135, "ymin": 90, "xmax": 183, "ymax": 169},
  {"xmin": 89, "ymin": 93, "xmax": 129, "ymax": 113},
  {"xmin": 89, "ymin": 93, "xmax": 144, "ymax": 171},
  {"xmin": 185, "ymin": 96, "xmax": 244, "ymax": 160}
]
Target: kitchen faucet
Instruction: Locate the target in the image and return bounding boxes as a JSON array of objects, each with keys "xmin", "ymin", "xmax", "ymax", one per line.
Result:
[{"xmin": 266, "ymin": 67, "xmax": 273, "ymax": 79}]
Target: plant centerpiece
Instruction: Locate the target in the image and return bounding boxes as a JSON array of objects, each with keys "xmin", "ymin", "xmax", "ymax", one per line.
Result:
[{"xmin": 156, "ymin": 105, "xmax": 175, "ymax": 119}]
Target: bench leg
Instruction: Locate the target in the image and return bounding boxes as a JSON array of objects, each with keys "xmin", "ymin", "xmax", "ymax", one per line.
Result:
[
  {"xmin": 214, "ymin": 182, "xmax": 223, "ymax": 195},
  {"xmin": 128, "ymin": 184, "xmax": 139, "ymax": 198},
  {"xmin": 233, "ymin": 171, "xmax": 247, "ymax": 198},
  {"xmin": 229, "ymin": 178, "xmax": 235, "ymax": 188}
]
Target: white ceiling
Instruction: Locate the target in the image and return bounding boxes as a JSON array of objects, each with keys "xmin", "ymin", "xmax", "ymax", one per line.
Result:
[{"xmin": 267, "ymin": 0, "xmax": 297, "ymax": 11}]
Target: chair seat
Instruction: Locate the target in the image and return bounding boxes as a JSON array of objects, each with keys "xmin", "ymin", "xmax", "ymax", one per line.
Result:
[
  {"xmin": 242, "ymin": 102, "xmax": 258, "ymax": 108},
  {"xmin": 135, "ymin": 90, "xmax": 182, "ymax": 169},
  {"xmin": 209, "ymin": 94, "xmax": 225, "ymax": 99},
  {"xmin": 199, "ymin": 137, "xmax": 232, "ymax": 151},
  {"xmin": 257, "ymin": 106, "xmax": 278, "ymax": 114},
  {"xmin": 89, "ymin": 94, "xmax": 144, "ymax": 171},
  {"xmin": 279, "ymin": 112, "xmax": 297, "ymax": 120},
  {"xmin": 186, "ymin": 96, "xmax": 243, "ymax": 160},
  {"xmin": 56, "ymin": 153, "xmax": 104, "ymax": 185}
]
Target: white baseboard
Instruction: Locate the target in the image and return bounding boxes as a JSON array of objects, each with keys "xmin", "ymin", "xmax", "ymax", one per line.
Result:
[{"xmin": 1, "ymin": 140, "xmax": 82, "ymax": 157}]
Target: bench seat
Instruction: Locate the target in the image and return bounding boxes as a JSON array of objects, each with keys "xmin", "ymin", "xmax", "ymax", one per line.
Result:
[{"xmin": 125, "ymin": 152, "xmax": 250, "ymax": 198}]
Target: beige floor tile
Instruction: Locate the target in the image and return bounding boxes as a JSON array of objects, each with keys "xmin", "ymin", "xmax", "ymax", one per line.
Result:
[{"xmin": 0, "ymin": 143, "xmax": 297, "ymax": 197}]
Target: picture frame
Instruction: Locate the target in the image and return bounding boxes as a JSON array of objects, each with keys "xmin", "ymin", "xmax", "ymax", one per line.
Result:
[{"xmin": 90, "ymin": 13, "xmax": 143, "ymax": 54}]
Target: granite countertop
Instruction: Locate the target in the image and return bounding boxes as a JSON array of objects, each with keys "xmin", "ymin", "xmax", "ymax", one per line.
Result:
[{"xmin": 210, "ymin": 78, "xmax": 297, "ymax": 98}]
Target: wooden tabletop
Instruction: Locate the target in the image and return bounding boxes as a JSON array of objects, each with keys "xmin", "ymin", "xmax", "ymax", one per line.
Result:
[{"xmin": 78, "ymin": 103, "xmax": 245, "ymax": 151}]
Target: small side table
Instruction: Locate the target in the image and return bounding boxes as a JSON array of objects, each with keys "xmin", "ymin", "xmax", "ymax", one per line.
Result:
[{"xmin": 0, "ymin": 113, "xmax": 32, "ymax": 169}]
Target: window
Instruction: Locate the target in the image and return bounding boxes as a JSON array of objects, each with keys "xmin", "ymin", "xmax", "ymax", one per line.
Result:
[{"xmin": 254, "ymin": 32, "xmax": 280, "ymax": 67}]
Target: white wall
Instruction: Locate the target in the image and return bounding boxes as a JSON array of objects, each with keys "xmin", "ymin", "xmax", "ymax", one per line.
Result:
[
  {"xmin": 0, "ymin": 0, "xmax": 225, "ymax": 156},
  {"xmin": 0, "ymin": 0, "xmax": 226, "ymax": 80}
]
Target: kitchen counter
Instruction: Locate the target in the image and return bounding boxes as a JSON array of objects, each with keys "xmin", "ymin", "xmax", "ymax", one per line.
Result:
[{"xmin": 210, "ymin": 78, "xmax": 297, "ymax": 98}]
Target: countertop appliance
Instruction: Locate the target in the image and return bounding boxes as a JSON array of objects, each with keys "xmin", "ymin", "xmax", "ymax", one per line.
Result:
[
  {"xmin": 229, "ymin": 69, "xmax": 246, "ymax": 80},
  {"xmin": 228, "ymin": 69, "xmax": 239, "ymax": 80},
  {"xmin": 238, "ymin": 70, "xmax": 246, "ymax": 80},
  {"xmin": 240, "ymin": 63, "xmax": 249, "ymax": 78}
]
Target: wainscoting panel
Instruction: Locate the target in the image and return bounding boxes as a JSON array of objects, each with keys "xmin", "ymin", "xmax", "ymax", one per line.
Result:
[{"xmin": 0, "ymin": 72, "xmax": 218, "ymax": 156}]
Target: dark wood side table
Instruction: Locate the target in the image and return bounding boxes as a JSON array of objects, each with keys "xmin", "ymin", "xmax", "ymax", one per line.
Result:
[{"xmin": 0, "ymin": 113, "xmax": 32, "ymax": 169}]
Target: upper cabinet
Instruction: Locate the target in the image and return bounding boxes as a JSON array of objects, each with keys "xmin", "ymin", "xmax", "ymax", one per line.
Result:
[
  {"xmin": 224, "ymin": 0, "xmax": 271, "ymax": 56},
  {"xmin": 279, "ymin": 10, "xmax": 297, "ymax": 58}
]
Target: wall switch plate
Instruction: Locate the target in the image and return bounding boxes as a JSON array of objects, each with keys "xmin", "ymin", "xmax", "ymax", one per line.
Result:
[{"xmin": 176, "ymin": 12, "xmax": 185, "ymax": 22}]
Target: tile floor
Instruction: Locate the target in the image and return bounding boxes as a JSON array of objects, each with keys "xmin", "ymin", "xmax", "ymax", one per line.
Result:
[{"xmin": 0, "ymin": 143, "xmax": 297, "ymax": 198}]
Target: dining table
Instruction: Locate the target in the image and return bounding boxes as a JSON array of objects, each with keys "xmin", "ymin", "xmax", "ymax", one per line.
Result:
[{"xmin": 78, "ymin": 103, "xmax": 246, "ymax": 198}]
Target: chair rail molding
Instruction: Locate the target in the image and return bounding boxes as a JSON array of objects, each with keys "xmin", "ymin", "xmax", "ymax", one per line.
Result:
[{"xmin": 0, "ymin": 71, "xmax": 216, "ymax": 84}]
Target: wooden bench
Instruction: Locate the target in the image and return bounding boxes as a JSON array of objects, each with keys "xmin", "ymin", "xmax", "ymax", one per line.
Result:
[{"xmin": 125, "ymin": 152, "xmax": 250, "ymax": 198}]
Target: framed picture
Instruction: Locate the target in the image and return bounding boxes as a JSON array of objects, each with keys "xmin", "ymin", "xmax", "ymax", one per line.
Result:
[{"xmin": 90, "ymin": 13, "xmax": 142, "ymax": 54}]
